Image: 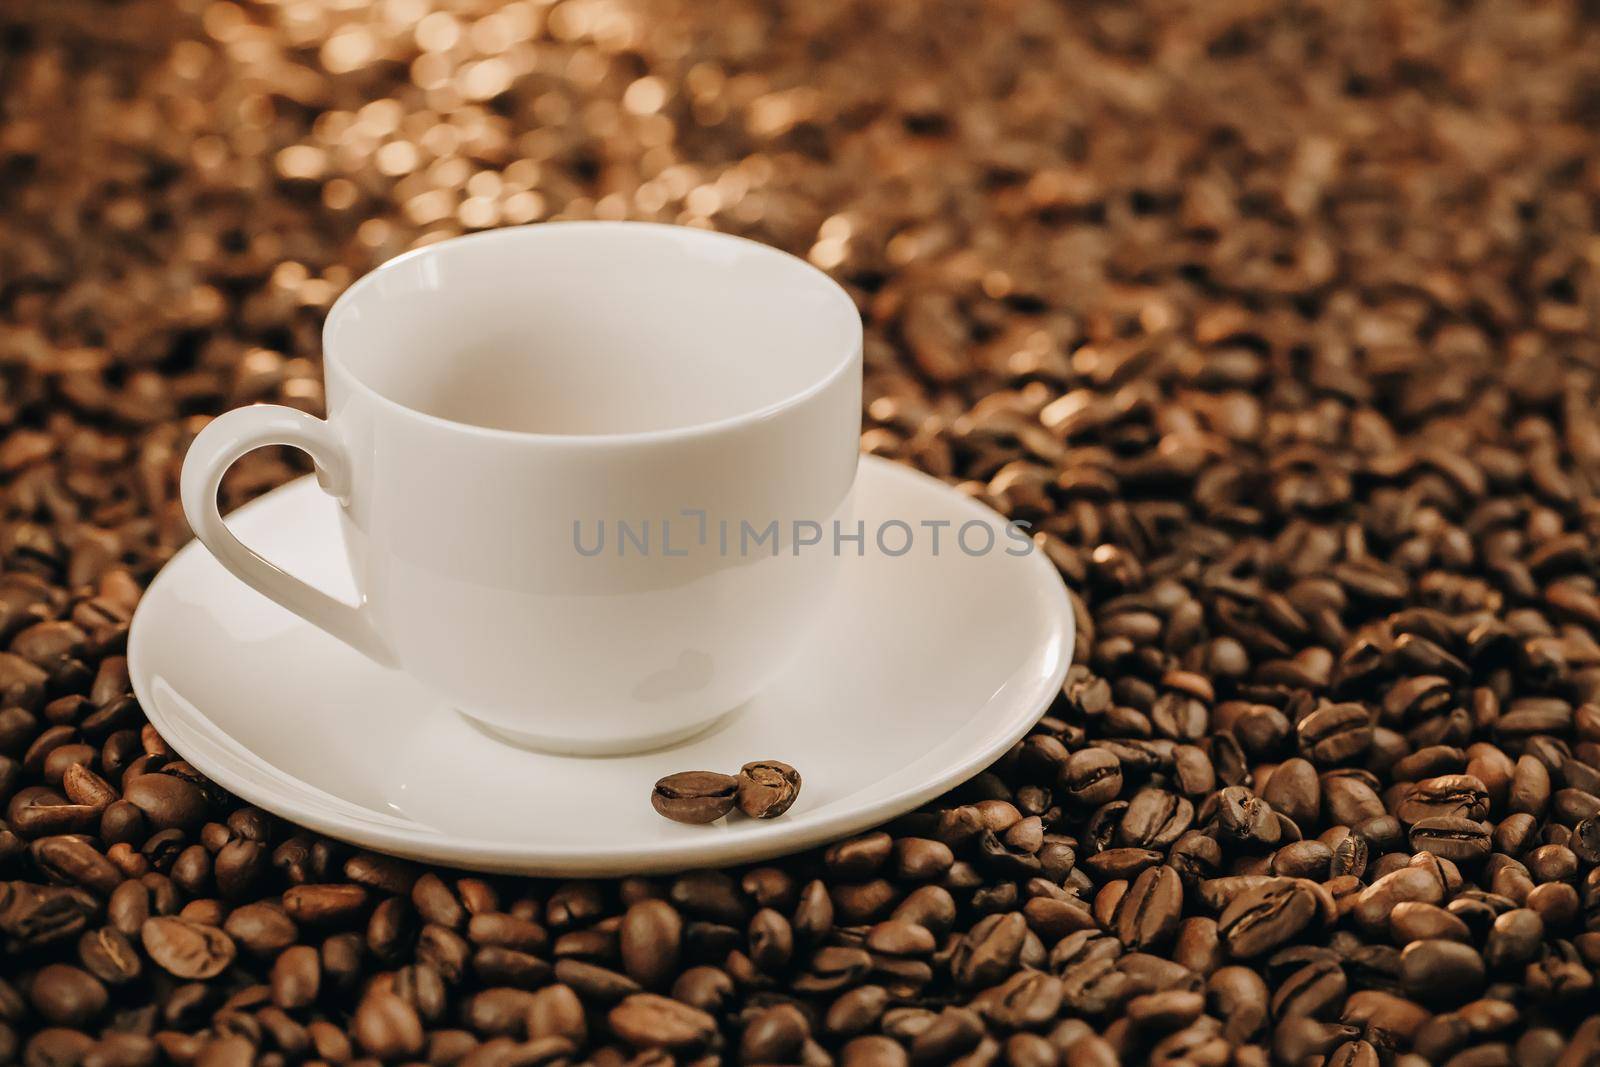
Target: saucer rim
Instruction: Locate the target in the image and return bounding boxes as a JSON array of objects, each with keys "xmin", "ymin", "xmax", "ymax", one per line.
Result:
[{"xmin": 129, "ymin": 455, "xmax": 1075, "ymax": 875}]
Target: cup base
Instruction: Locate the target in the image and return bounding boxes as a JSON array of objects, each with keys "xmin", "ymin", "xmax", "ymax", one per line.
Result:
[{"xmin": 461, "ymin": 706, "xmax": 740, "ymax": 757}]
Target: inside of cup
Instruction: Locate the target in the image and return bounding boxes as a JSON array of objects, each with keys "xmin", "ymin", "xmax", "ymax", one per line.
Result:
[{"xmin": 322, "ymin": 224, "xmax": 861, "ymax": 436}]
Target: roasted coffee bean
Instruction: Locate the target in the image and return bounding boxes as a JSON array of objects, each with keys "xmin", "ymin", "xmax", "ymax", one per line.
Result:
[
  {"xmin": 1061, "ymin": 750, "xmax": 1122, "ymax": 807},
  {"xmin": 1523, "ymin": 843, "xmax": 1576, "ymax": 884},
  {"xmin": 98, "ymin": 802, "xmax": 145, "ymax": 850},
  {"xmin": 1324, "ymin": 776, "xmax": 1386, "ymax": 828},
  {"xmin": 1125, "ymin": 987, "xmax": 1204, "ymax": 1029},
  {"xmin": 1409, "ymin": 817, "xmax": 1493, "ymax": 863},
  {"xmin": 524, "ymin": 983, "xmax": 585, "ymax": 1043},
  {"xmin": 1148, "ymin": 1022, "xmax": 1229, "ymax": 1064},
  {"xmin": 1355, "ymin": 867, "xmax": 1445, "ymax": 932},
  {"xmin": 607, "ymin": 993, "xmax": 715, "ymax": 1049},
  {"xmin": 391, "ymin": 963, "xmax": 448, "ymax": 1023},
  {"xmin": 1113, "ymin": 865, "xmax": 1182, "ymax": 950},
  {"xmin": 894, "ymin": 839, "xmax": 954, "ymax": 881},
  {"xmin": 1271, "ymin": 840, "xmax": 1332, "ymax": 880},
  {"xmin": 1171, "ymin": 745, "xmax": 1216, "ymax": 798},
  {"xmin": 76, "ymin": 927, "xmax": 141, "ymax": 985},
  {"xmin": 1509, "ymin": 755, "xmax": 1554, "ymax": 815},
  {"xmin": 1330, "ymin": 832, "xmax": 1370, "ymax": 880},
  {"xmin": 619, "ymin": 899, "xmax": 681, "ymax": 989},
  {"xmin": 1342, "ymin": 988, "xmax": 1432, "ymax": 1049},
  {"xmin": 465, "ymin": 987, "xmax": 538, "ymax": 1036},
  {"xmin": 1170, "ymin": 916, "xmax": 1223, "ymax": 976},
  {"xmin": 672, "ymin": 966, "xmax": 734, "ymax": 1014},
  {"xmin": 1195, "ymin": 875, "xmax": 1272, "ymax": 912},
  {"xmin": 222, "ymin": 903, "xmax": 296, "ymax": 957},
  {"xmin": 1400, "ymin": 940, "xmax": 1486, "ymax": 1007},
  {"xmin": 32, "ymin": 835, "xmax": 120, "ymax": 896},
  {"xmin": 471, "ymin": 944, "xmax": 549, "ymax": 987},
  {"xmin": 1213, "ymin": 786, "xmax": 1280, "ymax": 848},
  {"xmin": 1118, "ymin": 789, "xmax": 1194, "ymax": 849},
  {"xmin": 366, "ymin": 895, "xmax": 415, "ymax": 962},
  {"xmin": 1085, "ymin": 846, "xmax": 1163, "ymax": 881},
  {"xmin": 867, "ymin": 918, "xmax": 934, "ymax": 956},
  {"xmin": 735, "ymin": 760, "xmax": 801, "ymax": 819},
  {"xmin": 1526, "ymin": 881, "xmax": 1579, "ymax": 930},
  {"xmin": 1397, "ymin": 776, "xmax": 1491, "ymax": 825},
  {"xmin": 212, "ymin": 840, "xmax": 266, "ymax": 899},
  {"xmin": 1218, "ymin": 879, "xmax": 1319, "ymax": 958},
  {"xmin": 1168, "ymin": 830, "xmax": 1223, "ymax": 883},
  {"xmin": 1061, "ymin": 1033, "xmax": 1120, "ymax": 1067},
  {"xmin": 650, "ymin": 771, "xmax": 739, "ymax": 825},
  {"xmin": 9, "ymin": 789, "xmax": 98, "ymax": 837},
  {"xmin": 827, "ymin": 833, "xmax": 892, "ymax": 878},
  {"xmin": 950, "ymin": 912, "xmax": 1027, "ymax": 987},
  {"xmin": 120, "ymin": 773, "xmax": 209, "ymax": 832},
  {"xmin": 833, "ymin": 878, "xmax": 899, "ymax": 921},
  {"xmin": 552, "ymin": 958, "xmax": 639, "ymax": 1002},
  {"xmin": 282, "ymin": 884, "xmax": 369, "ymax": 925},
  {"xmin": 1273, "ymin": 1018, "xmax": 1363, "ymax": 1065},
  {"xmin": 740, "ymin": 1003, "xmax": 809, "ymax": 1062},
  {"xmin": 1004, "ymin": 1032, "xmax": 1057, "ymax": 1067},
  {"xmin": 1327, "ymin": 1040, "xmax": 1380, "ymax": 1067},
  {"xmin": 24, "ymin": 1028, "xmax": 96, "ymax": 1067},
  {"xmin": 355, "ymin": 991, "xmax": 425, "ymax": 1059},
  {"xmin": 140, "ymin": 917, "xmax": 235, "ymax": 979},
  {"xmin": 1574, "ymin": 819, "xmax": 1600, "ymax": 864},
  {"xmin": 1298, "ymin": 703, "xmax": 1373, "ymax": 764},
  {"xmin": 841, "ymin": 1034, "xmax": 910, "ymax": 1067},
  {"xmin": 28, "ymin": 964, "xmax": 107, "ymax": 1026},
  {"xmin": 1553, "ymin": 787, "xmax": 1600, "ymax": 824},
  {"xmin": 1483, "ymin": 908, "xmax": 1544, "ymax": 970},
  {"xmin": 910, "ymin": 1006, "xmax": 984, "ymax": 1061},
  {"xmin": 980, "ymin": 970, "xmax": 1062, "ymax": 1030},
  {"xmin": 1356, "ymin": 815, "xmax": 1407, "ymax": 857},
  {"xmin": 1390, "ymin": 902, "xmax": 1471, "ymax": 944},
  {"xmin": 1207, "ymin": 965, "xmax": 1269, "ymax": 1042},
  {"xmin": 60, "ymin": 765, "xmax": 116, "ymax": 811},
  {"xmin": 1392, "ymin": 745, "xmax": 1467, "ymax": 783},
  {"xmin": 748, "ymin": 907, "xmax": 794, "ymax": 972},
  {"xmin": 83, "ymin": 1032, "xmax": 159, "ymax": 1067},
  {"xmin": 1271, "ymin": 957, "xmax": 1347, "ymax": 1019},
  {"xmin": 1023, "ymin": 896, "xmax": 1095, "ymax": 942},
  {"xmin": 411, "ymin": 874, "xmax": 466, "ymax": 930},
  {"xmin": 1262, "ymin": 759, "xmax": 1320, "ymax": 832},
  {"xmin": 825, "ymin": 984, "xmax": 889, "ymax": 1037}
]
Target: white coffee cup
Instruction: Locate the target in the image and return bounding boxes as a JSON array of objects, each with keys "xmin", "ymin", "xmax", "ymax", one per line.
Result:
[{"xmin": 180, "ymin": 222, "xmax": 862, "ymax": 755}]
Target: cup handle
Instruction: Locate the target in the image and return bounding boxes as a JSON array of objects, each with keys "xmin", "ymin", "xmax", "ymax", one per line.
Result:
[{"xmin": 180, "ymin": 404, "xmax": 396, "ymax": 668}]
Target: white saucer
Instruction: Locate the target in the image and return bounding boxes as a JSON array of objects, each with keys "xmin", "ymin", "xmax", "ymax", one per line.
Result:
[{"xmin": 129, "ymin": 456, "xmax": 1073, "ymax": 876}]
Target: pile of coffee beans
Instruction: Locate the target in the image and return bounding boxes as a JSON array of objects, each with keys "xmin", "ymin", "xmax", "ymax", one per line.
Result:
[{"xmin": 5, "ymin": 0, "xmax": 1600, "ymax": 1063}]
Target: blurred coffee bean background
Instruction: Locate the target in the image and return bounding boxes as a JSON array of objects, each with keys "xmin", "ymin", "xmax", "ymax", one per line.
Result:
[{"xmin": 5, "ymin": 0, "xmax": 1600, "ymax": 1063}]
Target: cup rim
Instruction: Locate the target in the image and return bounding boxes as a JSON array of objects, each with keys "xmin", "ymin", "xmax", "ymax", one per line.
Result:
[{"xmin": 320, "ymin": 221, "xmax": 863, "ymax": 446}]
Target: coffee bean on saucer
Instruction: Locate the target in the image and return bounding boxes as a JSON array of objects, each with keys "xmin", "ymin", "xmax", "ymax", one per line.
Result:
[
  {"xmin": 736, "ymin": 760, "xmax": 802, "ymax": 819},
  {"xmin": 651, "ymin": 772, "xmax": 739, "ymax": 824}
]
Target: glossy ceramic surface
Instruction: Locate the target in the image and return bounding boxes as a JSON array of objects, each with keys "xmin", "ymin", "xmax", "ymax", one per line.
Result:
[
  {"xmin": 131, "ymin": 457, "xmax": 1074, "ymax": 876},
  {"xmin": 179, "ymin": 223, "xmax": 864, "ymax": 754}
]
